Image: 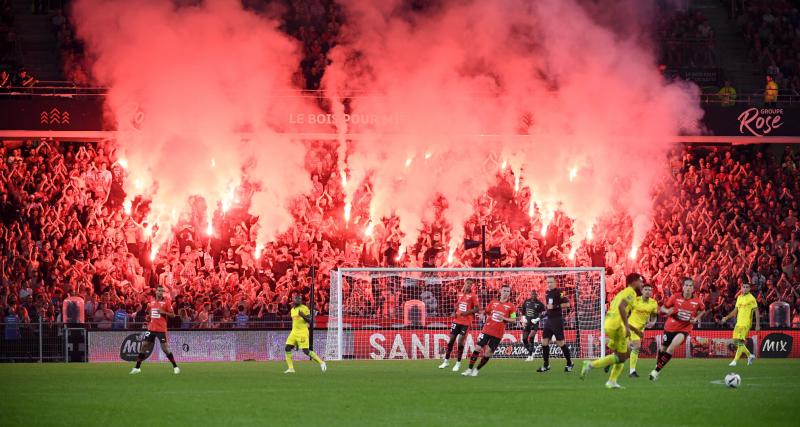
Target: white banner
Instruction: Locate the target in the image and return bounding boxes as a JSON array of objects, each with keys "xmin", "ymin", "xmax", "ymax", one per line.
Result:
[{"xmin": 88, "ymin": 330, "xmax": 328, "ymax": 362}]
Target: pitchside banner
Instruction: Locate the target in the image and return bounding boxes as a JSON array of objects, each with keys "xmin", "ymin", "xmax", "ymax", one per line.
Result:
[
  {"xmin": 350, "ymin": 329, "xmax": 800, "ymax": 360},
  {"xmin": 352, "ymin": 330, "xmax": 601, "ymax": 360},
  {"xmin": 88, "ymin": 330, "xmax": 328, "ymax": 362}
]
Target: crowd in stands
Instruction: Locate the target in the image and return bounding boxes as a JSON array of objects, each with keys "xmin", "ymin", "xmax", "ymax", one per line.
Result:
[
  {"xmin": 733, "ymin": 0, "xmax": 800, "ymax": 96},
  {"xmin": 657, "ymin": 8, "xmax": 716, "ymax": 69},
  {"xmin": 1, "ymin": 137, "xmax": 799, "ymax": 332},
  {"xmin": 279, "ymin": 0, "xmax": 343, "ymax": 90}
]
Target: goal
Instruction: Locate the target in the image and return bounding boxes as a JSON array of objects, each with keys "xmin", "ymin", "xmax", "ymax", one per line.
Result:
[{"xmin": 324, "ymin": 268, "xmax": 606, "ymax": 361}]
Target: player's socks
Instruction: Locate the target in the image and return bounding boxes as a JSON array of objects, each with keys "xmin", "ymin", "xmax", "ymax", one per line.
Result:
[
  {"xmin": 733, "ymin": 345, "xmax": 743, "ymax": 362},
  {"xmin": 308, "ymin": 350, "xmax": 323, "ymax": 364},
  {"xmin": 655, "ymin": 352, "xmax": 672, "ymax": 372},
  {"xmin": 457, "ymin": 344, "xmax": 465, "ymax": 362},
  {"xmin": 445, "ymin": 339, "xmax": 456, "ymax": 360},
  {"xmin": 166, "ymin": 352, "xmax": 178, "ymax": 368},
  {"xmin": 541, "ymin": 345, "xmax": 550, "ymax": 367},
  {"xmin": 468, "ymin": 350, "xmax": 480, "ymax": 369},
  {"xmin": 285, "ymin": 352, "xmax": 294, "ymax": 371},
  {"xmin": 590, "ymin": 354, "xmax": 618, "ymax": 369},
  {"xmin": 477, "ymin": 356, "xmax": 491, "ymax": 370},
  {"xmin": 560, "ymin": 345, "xmax": 572, "ymax": 366},
  {"xmin": 629, "ymin": 349, "xmax": 639, "ymax": 373},
  {"xmin": 609, "ymin": 362, "xmax": 624, "ymax": 383},
  {"xmin": 135, "ymin": 353, "xmax": 144, "ymax": 369}
]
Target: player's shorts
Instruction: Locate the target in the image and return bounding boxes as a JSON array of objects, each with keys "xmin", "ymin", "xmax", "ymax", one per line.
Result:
[
  {"xmin": 449, "ymin": 323, "xmax": 469, "ymax": 337},
  {"xmin": 523, "ymin": 319, "xmax": 539, "ymax": 334},
  {"xmin": 286, "ymin": 331, "xmax": 310, "ymax": 350},
  {"xmin": 143, "ymin": 330, "xmax": 167, "ymax": 345},
  {"xmin": 732, "ymin": 325, "xmax": 751, "ymax": 341},
  {"xmin": 604, "ymin": 322, "xmax": 628, "ymax": 354},
  {"xmin": 662, "ymin": 331, "xmax": 688, "ymax": 348},
  {"xmin": 542, "ymin": 317, "xmax": 564, "ymax": 341},
  {"xmin": 476, "ymin": 332, "xmax": 502, "ymax": 352},
  {"xmin": 629, "ymin": 324, "xmax": 645, "ymax": 342}
]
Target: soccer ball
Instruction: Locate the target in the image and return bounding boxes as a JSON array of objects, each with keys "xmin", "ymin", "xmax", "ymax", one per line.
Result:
[{"xmin": 724, "ymin": 373, "xmax": 741, "ymax": 388}]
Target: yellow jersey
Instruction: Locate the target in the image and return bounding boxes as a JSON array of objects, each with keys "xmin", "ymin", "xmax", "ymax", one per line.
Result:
[
  {"xmin": 735, "ymin": 293, "xmax": 757, "ymax": 328},
  {"xmin": 629, "ymin": 296, "xmax": 658, "ymax": 329},
  {"xmin": 290, "ymin": 304, "xmax": 311, "ymax": 335},
  {"xmin": 606, "ymin": 287, "xmax": 637, "ymax": 324}
]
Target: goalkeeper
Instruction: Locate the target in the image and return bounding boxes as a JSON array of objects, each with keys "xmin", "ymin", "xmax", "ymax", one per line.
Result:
[{"xmin": 520, "ymin": 290, "xmax": 545, "ymax": 362}]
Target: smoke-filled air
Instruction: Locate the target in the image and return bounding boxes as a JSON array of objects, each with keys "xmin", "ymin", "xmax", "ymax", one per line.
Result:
[{"xmin": 71, "ymin": 0, "xmax": 703, "ymax": 264}]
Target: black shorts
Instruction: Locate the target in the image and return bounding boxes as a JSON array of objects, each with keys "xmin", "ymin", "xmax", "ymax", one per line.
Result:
[
  {"xmin": 542, "ymin": 318, "xmax": 564, "ymax": 341},
  {"xmin": 143, "ymin": 331, "xmax": 167, "ymax": 345},
  {"xmin": 662, "ymin": 331, "xmax": 687, "ymax": 348},
  {"xmin": 449, "ymin": 323, "xmax": 469, "ymax": 337},
  {"xmin": 476, "ymin": 333, "xmax": 502, "ymax": 351},
  {"xmin": 523, "ymin": 320, "xmax": 539, "ymax": 334}
]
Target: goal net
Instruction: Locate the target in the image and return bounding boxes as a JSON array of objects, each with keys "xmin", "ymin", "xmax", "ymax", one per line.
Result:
[{"xmin": 325, "ymin": 268, "xmax": 606, "ymax": 361}]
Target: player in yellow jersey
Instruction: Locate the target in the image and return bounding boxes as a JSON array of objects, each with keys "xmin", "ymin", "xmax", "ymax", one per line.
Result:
[
  {"xmin": 581, "ymin": 273, "xmax": 644, "ymax": 389},
  {"xmin": 719, "ymin": 282, "xmax": 759, "ymax": 367},
  {"xmin": 627, "ymin": 283, "xmax": 658, "ymax": 377},
  {"xmin": 284, "ymin": 293, "xmax": 327, "ymax": 374}
]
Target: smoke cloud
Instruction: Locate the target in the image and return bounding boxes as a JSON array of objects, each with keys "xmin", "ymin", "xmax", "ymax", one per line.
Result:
[
  {"xmin": 71, "ymin": 0, "xmax": 702, "ymax": 263},
  {"xmin": 71, "ymin": 0, "xmax": 314, "ymax": 253},
  {"xmin": 324, "ymin": 0, "xmax": 702, "ymax": 257}
]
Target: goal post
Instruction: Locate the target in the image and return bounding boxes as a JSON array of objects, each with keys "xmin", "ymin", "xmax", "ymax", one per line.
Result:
[{"xmin": 325, "ymin": 267, "xmax": 606, "ymax": 361}]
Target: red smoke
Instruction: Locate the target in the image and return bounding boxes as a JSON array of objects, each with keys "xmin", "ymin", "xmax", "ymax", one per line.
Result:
[
  {"xmin": 324, "ymin": 0, "xmax": 702, "ymax": 256},
  {"xmin": 71, "ymin": 0, "xmax": 702, "ymax": 260}
]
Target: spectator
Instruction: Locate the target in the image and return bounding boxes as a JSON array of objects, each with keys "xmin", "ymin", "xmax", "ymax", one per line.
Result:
[
  {"xmin": 765, "ymin": 75, "xmax": 779, "ymax": 105},
  {"xmin": 15, "ymin": 68, "xmax": 36, "ymax": 88},
  {"xmin": 93, "ymin": 302, "xmax": 113, "ymax": 329},
  {"xmin": 718, "ymin": 80, "xmax": 737, "ymax": 106}
]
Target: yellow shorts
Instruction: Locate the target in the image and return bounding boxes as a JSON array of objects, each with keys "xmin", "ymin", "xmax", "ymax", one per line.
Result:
[
  {"xmin": 629, "ymin": 325, "xmax": 645, "ymax": 342},
  {"xmin": 604, "ymin": 321, "xmax": 628, "ymax": 354},
  {"xmin": 733, "ymin": 325, "xmax": 750, "ymax": 341},
  {"xmin": 286, "ymin": 332, "xmax": 310, "ymax": 350}
]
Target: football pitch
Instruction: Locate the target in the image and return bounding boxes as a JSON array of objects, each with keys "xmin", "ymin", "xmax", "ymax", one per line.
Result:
[{"xmin": 1, "ymin": 359, "xmax": 798, "ymax": 426}]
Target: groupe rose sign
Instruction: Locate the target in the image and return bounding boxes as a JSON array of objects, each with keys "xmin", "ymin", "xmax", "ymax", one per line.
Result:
[{"xmin": 737, "ymin": 107, "xmax": 784, "ymax": 137}]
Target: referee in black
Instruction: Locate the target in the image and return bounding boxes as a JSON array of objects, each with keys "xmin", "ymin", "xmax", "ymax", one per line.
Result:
[
  {"xmin": 520, "ymin": 289, "xmax": 545, "ymax": 361},
  {"xmin": 537, "ymin": 276, "xmax": 574, "ymax": 372}
]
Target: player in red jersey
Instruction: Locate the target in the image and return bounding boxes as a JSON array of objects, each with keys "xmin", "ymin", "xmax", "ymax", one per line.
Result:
[
  {"xmin": 462, "ymin": 284, "xmax": 517, "ymax": 377},
  {"xmin": 130, "ymin": 286, "xmax": 180, "ymax": 375},
  {"xmin": 439, "ymin": 279, "xmax": 480, "ymax": 372},
  {"xmin": 649, "ymin": 277, "xmax": 706, "ymax": 380}
]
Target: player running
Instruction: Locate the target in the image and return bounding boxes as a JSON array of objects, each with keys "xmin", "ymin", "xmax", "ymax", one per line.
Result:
[
  {"xmin": 130, "ymin": 286, "xmax": 180, "ymax": 375},
  {"xmin": 581, "ymin": 273, "xmax": 643, "ymax": 389},
  {"xmin": 627, "ymin": 283, "xmax": 658, "ymax": 377},
  {"xmin": 520, "ymin": 289, "xmax": 545, "ymax": 362},
  {"xmin": 439, "ymin": 279, "xmax": 480, "ymax": 372},
  {"xmin": 649, "ymin": 277, "xmax": 706, "ymax": 381},
  {"xmin": 719, "ymin": 282, "xmax": 759, "ymax": 367},
  {"xmin": 284, "ymin": 293, "xmax": 327, "ymax": 374},
  {"xmin": 462, "ymin": 284, "xmax": 516, "ymax": 377},
  {"xmin": 537, "ymin": 276, "xmax": 573, "ymax": 373}
]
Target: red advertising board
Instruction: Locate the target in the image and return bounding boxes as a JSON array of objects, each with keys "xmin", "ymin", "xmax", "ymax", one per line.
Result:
[{"xmin": 351, "ymin": 329, "xmax": 800, "ymax": 359}]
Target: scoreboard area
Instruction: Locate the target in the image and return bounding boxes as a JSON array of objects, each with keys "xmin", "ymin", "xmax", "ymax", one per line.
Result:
[{"xmin": 1, "ymin": 359, "xmax": 798, "ymax": 426}]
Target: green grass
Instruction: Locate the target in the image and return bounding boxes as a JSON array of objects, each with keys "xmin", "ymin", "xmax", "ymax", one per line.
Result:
[{"xmin": 1, "ymin": 359, "xmax": 798, "ymax": 426}]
